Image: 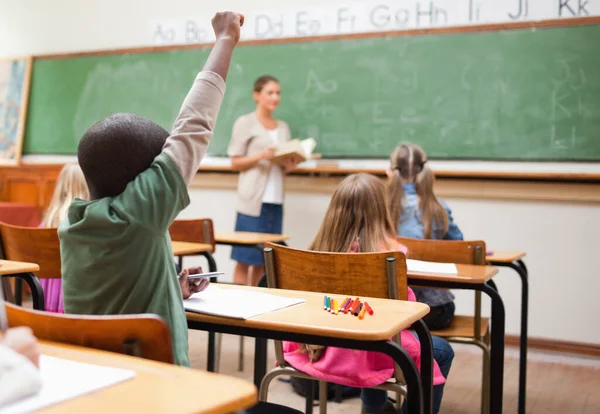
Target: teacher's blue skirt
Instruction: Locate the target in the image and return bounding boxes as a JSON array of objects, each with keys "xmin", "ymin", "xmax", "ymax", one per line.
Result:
[{"xmin": 231, "ymin": 203, "xmax": 283, "ymax": 266}]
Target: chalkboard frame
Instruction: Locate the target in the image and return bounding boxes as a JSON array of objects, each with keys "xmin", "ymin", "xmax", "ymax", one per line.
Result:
[{"xmin": 27, "ymin": 16, "xmax": 600, "ymax": 163}]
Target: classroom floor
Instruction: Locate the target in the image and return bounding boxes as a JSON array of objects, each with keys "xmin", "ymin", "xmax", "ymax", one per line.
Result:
[{"xmin": 188, "ymin": 330, "xmax": 600, "ymax": 414}]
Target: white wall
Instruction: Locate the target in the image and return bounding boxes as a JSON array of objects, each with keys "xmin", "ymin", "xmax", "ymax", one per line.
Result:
[
  {"xmin": 182, "ymin": 185, "xmax": 600, "ymax": 345},
  {"xmin": 2, "ymin": 0, "xmax": 599, "ymax": 345}
]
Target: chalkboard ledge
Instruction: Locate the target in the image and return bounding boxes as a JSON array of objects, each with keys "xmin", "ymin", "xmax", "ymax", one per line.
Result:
[{"xmin": 19, "ymin": 155, "xmax": 600, "ymax": 183}]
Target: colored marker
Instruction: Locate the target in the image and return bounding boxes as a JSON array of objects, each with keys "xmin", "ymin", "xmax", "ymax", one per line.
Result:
[
  {"xmin": 343, "ymin": 299, "xmax": 354, "ymax": 314},
  {"xmin": 334, "ymin": 299, "xmax": 339, "ymax": 315},
  {"xmin": 364, "ymin": 302, "xmax": 374, "ymax": 315},
  {"xmin": 341, "ymin": 297, "xmax": 351, "ymax": 313},
  {"xmin": 486, "ymin": 251, "xmax": 493, "ymax": 256},
  {"xmin": 326, "ymin": 296, "xmax": 331, "ymax": 312},
  {"xmin": 349, "ymin": 298, "xmax": 360, "ymax": 313},
  {"xmin": 358, "ymin": 304, "xmax": 367, "ymax": 320},
  {"xmin": 323, "ymin": 296, "xmax": 328, "ymax": 310},
  {"xmin": 354, "ymin": 303, "xmax": 364, "ymax": 317},
  {"xmin": 330, "ymin": 299, "xmax": 336, "ymax": 314}
]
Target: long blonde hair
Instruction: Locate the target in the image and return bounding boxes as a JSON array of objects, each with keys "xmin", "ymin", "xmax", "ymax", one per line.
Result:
[
  {"xmin": 388, "ymin": 143, "xmax": 448, "ymax": 239},
  {"xmin": 42, "ymin": 164, "xmax": 89, "ymax": 228},
  {"xmin": 309, "ymin": 173, "xmax": 397, "ymax": 253},
  {"xmin": 301, "ymin": 173, "xmax": 397, "ymax": 361}
]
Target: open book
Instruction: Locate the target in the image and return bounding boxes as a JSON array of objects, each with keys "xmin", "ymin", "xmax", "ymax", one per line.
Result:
[{"xmin": 272, "ymin": 138, "xmax": 317, "ymax": 165}]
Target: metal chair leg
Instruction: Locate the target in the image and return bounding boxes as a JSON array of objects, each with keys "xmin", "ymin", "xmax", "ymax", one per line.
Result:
[
  {"xmin": 238, "ymin": 335, "xmax": 245, "ymax": 371},
  {"xmin": 318, "ymin": 381, "xmax": 328, "ymax": 414},
  {"xmin": 481, "ymin": 349, "xmax": 491, "ymax": 414},
  {"xmin": 214, "ymin": 332, "xmax": 222, "ymax": 372}
]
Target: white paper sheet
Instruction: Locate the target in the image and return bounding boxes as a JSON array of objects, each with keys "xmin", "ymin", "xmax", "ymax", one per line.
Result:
[
  {"xmin": 406, "ymin": 259, "xmax": 458, "ymax": 275},
  {"xmin": 0, "ymin": 356, "xmax": 136, "ymax": 413},
  {"xmin": 184, "ymin": 285, "xmax": 305, "ymax": 319}
]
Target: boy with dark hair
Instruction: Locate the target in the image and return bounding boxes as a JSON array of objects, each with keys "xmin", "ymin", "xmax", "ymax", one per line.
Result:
[{"xmin": 59, "ymin": 12, "xmax": 244, "ymax": 366}]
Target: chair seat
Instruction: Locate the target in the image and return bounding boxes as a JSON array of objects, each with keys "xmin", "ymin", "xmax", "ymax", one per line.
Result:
[
  {"xmin": 430, "ymin": 315, "xmax": 490, "ymax": 339},
  {"xmin": 237, "ymin": 402, "xmax": 303, "ymax": 414}
]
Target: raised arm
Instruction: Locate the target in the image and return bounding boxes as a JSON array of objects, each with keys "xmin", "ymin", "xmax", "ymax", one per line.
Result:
[{"xmin": 162, "ymin": 12, "xmax": 244, "ymax": 184}]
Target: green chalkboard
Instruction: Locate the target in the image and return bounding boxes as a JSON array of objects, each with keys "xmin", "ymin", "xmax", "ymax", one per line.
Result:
[{"xmin": 24, "ymin": 24, "xmax": 600, "ymax": 160}]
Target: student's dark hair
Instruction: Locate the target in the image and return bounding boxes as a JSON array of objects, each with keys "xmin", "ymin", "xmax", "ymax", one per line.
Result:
[
  {"xmin": 253, "ymin": 75, "xmax": 279, "ymax": 92},
  {"xmin": 77, "ymin": 113, "xmax": 169, "ymax": 199}
]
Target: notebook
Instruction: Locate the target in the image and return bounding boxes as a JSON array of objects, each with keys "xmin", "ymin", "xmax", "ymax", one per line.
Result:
[
  {"xmin": 406, "ymin": 259, "xmax": 458, "ymax": 275},
  {"xmin": 0, "ymin": 355, "xmax": 136, "ymax": 413},
  {"xmin": 184, "ymin": 285, "xmax": 305, "ymax": 319}
]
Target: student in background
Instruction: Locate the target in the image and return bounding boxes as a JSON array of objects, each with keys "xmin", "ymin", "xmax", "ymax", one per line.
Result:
[
  {"xmin": 387, "ymin": 143, "xmax": 464, "ymax": 330},
  {"xmin": 58, "ymin": 12, "xmax": 242, "ymax": 367},
  {"xmin": 228, "ymin": 75, "xmax": 297, "ymax": 287},
  {"xmin": 283, "ymin": 173, "xmax": 453, "ymax": 414},
  {"xmin": 39, "ymin": 164, "xmax": 89, "ymax": 313}
]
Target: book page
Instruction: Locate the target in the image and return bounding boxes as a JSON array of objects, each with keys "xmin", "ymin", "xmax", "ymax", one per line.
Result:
[
  {"xmin": 184, "ymin": 285, "xmax": 305, "ymax": 319},
  {"xmin": 406, "ymin": 259, "xmax": 458, "ymax": 275},
  {"xmin": 0, "ymin": 356, "xmax": 135, "ymax": 413}
]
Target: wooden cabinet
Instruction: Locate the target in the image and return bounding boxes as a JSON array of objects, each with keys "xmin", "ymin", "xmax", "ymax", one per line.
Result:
[{"xmin": 0, "ymin": 165, "xmax": 63, "ymax": 210}]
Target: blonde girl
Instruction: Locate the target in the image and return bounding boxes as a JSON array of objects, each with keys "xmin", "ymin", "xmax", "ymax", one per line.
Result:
[
  {"xmin": 40, "ymin": 164, "xmax": 89, "ymax": 312},
  {"xmin": 283, "ymin": 173, "xmax": 452, "ymax": 414}
]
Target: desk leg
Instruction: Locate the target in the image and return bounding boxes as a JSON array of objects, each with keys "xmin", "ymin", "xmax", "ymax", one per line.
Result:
[
  {"xmin": 253, "ymin": 337, "xmax": 268, "ymax": 388},
  {"xmin": 9, "ymin": 273, "xmax": 44, "ymax": 311},
  {"xmin": 201, "ymin": 252, "xmax": 218, "ymax": 273},
  {"xmin": 412, "ymin": 319, "xmax": 433, "ymax": 414},
  {"xmin": 482, "ymin": 283, "xmax": 505, "ymax": 414},
  {"xmin": 501, "ymin": 260, "xmax": 529, "ymax": 414},
  {"xmin": 14, "ymin": 278, "xmax": 23, "ymax": 306},
  {"xmin": 375, "ymin": 340, "xmax": 424, "ymax": 414}
]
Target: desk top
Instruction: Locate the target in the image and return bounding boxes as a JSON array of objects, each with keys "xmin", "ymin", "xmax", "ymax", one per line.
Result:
[
  {"xmin": 0, "ymin": 260, "xmax": 40, "ymax": 276},
  {"xmin": 486, "ymin": 250, "xmax": 527, "ymax": 263},
  {"xmin": 187, "ymin": 284, "xmax": 429, "ymax": 341},
  {"xmin": 172, "ymin": 241, "xmax": 213, "ymax": 256},
  {"xmin": 214, "ymin": 231, "xmax": 289, "ymax": 245},
  {"xmin": 408, "ymin": 264, "xmax": 498, "ymax": 285},
  {"xmin": 38, "ymin": 342, "xmax": 256, "ymax": 414}
]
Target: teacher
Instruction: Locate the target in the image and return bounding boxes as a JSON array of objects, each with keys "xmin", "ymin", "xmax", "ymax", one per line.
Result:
[{"xmin": 227, "ymin": 75, "xmax": 296, "ymax": 286}]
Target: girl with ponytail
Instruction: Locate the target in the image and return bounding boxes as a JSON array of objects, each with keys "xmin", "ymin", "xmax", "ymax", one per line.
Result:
[{"xmin": 388, "ymin": 143, "xmax": 464, "ymax": 330}]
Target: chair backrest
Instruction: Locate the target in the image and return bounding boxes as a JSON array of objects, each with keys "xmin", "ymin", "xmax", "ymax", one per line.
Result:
[
  {"xmin": 397, "ymin": 237, "xmax": 486, "ymax": 265},
  {"xmin": 0, "ymin": 222, "xmax": 61, "ymax": 279},
  {"xmin": 169, "ymin": 218, "xmax": 216, "ymax": 253},
  {"xmin": 6, "ymin": 303, "xmax": 174, "ymax": 363},
  {"xmin": 263, "ymin": 242, "xmax": 408, "ymax": 301}
]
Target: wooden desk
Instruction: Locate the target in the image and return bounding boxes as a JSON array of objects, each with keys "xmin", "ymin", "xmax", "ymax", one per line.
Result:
[
  {"xmin": 38, "ymin": 341, "xmax": 257, "ymax": 414},
  {"xmin": 487, "ymin": 250, "xmax": 529, "ymax": 414},
  {"xmin": 0, "ymin": 259, "xmax": 40, "ymax": 275},
  {"xmin": 214, "ymin": 231, "xmax": 289, "ymax": 248},
  {"xmin": 187, "ymin": 284, "xmax": 432, "ymax": 414},
  {"xmin": 408, "ymin": 264, "xmax": 498, "ymax": 284},
  {"xmin": 171, "ymin": 240, "xmax": 218, "ymax": 275},
  {"xmin": 172, "ymin": 241, "xmax": 213, "ymax": 256},
  {"xmin": 486, "ymin": 250, "xmax": 526, "ymax": 263},
  {"xmin": 407, "ymin": 264, "xmax": 505, "ymax": 414},
  {"xmin": 0, "ymin": 260, "xmax": 43, "ymax": 310}
]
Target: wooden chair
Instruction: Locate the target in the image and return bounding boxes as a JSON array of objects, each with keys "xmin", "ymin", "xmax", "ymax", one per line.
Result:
[
  {"xmin": 169, "ymin": 218, "xmax": 217, "ymax": 270},
  {"xmin": 0, "ymin": 222, "xmax": 62, "ymax": 310},
  {"xmin": 169, "ymin": 218, "xmax": 226, "ymax": 372},
  {"xmin": 5, "ymin": 302, "xmax": 174, "ymax": 363},
  {"xmin": 398, "ymin": 236, "xmax": 490, "ymax": 414},
  {"xmin": 260, "ymin": 242, "xmax": 412, "ymax": 414}
]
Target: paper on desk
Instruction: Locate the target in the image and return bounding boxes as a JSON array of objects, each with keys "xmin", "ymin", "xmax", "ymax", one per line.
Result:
[
  {"xmin": 406, "ymin": 259, "xmax": 458, "ymax": 275},
  {"xmin": 0, "ymin": 355, "xmax": 135, "ymax": 413},
  {"xmin": 184, "ymin": 285, "xmax": 305, "ymax": 319}
]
